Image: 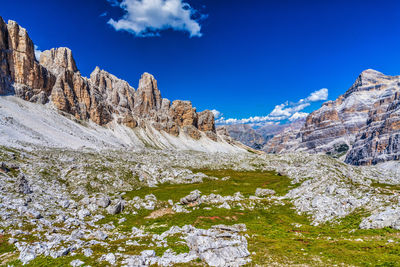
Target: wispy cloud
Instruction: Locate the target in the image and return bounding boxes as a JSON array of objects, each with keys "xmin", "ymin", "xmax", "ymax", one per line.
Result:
[
  {"xmin": 107, "ymin": 0, "xmax": 205, "ymax": 37},
  {"xmin": 210, "ymin": 109, "xmax": 222, "ymax": 119},
  {"xmin": 305, "ymin": 88, "xmax": 328, "ymax": 102},
  {"xmin": 216, "ymin": 88, "xmax": 328, "ymax": 125},
  {"xmin": 107, "ymin": 0, "xmax": 120, "ymax": 7},
  {"xmin": 34, "ymin": 45, "xmax": 42, "ymax": 61},
  {"xmin": 289, "ymin": 112, "xmax": 309, "ymax": 122}
]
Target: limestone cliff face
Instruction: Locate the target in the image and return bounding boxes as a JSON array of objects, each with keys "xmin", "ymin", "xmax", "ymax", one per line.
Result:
[
  {"xmin": 0, "ymin": 17, "xmax": 216, "ymax": 140},
  {"xmin": 134, "ymin": 72, "xmax": 162, "ymax": 115},
  {"xmin": 40, "ymin": 47, "xmax": 77, "ymax": 75},
  {"xmin": 198, "ymin": 111, "xmax": 215, "ymax": 132},
  {"xmin": 265, "ymin": 69, "xmax": 400, "ymax": 165},
  {"xmin": 40, "ymin": 48, "xmax": 112, "ymax": 125},
  {"xmin": 0, "ymin": 18, "xmax": 55, "ymax": 103},
  {"xmin": 89, "ymin": 66, "xmax": 135, "ymax": 125}
]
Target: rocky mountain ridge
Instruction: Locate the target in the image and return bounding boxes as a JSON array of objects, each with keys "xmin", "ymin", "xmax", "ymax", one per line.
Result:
[
  {"xmin": 217, "ymin": 124, "xmax": 267, "ymax": 149},
  {"xmin": 0, "ymin": 17, "xmax": 223, "ymax": 148},
  {"xmin": 264, "ymin": 69, "xmax": 400, "ymax": 165},
  {"xmin": 218, "ymin": 120, "xmax": 305, "ymax": 150}
]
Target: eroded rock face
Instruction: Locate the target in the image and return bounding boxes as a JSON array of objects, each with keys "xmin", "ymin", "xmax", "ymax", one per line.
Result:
[
  {"xmin": 39, "ymin": 47, "xmax": 77, "ymax": 75},
  {"xmin": 0, "ymin": 17, "xmax": 217, "ymax": 140},
  {"xmin": 265, "ymin": 69, "xmax": 400, "ymax": 165},
  {"xmin": 0, "ymin": 18, "xmax": 55, "ymax": 102},
  {"xmin": 134, "ymin": 72, "xmax": 162, "ymax": 115},
  {"xmin": 197, "ymin": 110, "xmax": 215, "ymax": 132}
]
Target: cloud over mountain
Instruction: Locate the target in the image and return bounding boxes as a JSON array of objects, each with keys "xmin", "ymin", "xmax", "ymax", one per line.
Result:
[
  {"xmin": 216, "ymin": 88, "xmax": 328, "ymax": 125},
  {"xmin": 107, "ymin": 0, "xmax": 204, "ymax": 37}
]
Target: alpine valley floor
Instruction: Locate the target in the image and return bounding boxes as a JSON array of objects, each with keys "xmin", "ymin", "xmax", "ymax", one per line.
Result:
[{"xmin": 2, "ymin": 146, "xmax": 400, "ymax": 266}]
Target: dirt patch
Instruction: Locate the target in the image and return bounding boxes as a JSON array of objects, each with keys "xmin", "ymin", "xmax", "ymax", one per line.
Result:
[{"xmin": 145, "ymin": 208, "xmax": 175, "ymax": 219}]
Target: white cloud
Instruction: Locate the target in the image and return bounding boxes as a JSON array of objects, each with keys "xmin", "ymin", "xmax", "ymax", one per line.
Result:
[
  {"xmin": 107, "ymin": 0, "xmax": 204, "ymax": 37},
  {"xmin": 305, "ymin": 88, "xmax": 328, "ymax": 102},
  {"xmin": 269, "ymin": 102, "xmax": 310, "ymax": 117},
  {"xmin": 34, "ymin": 45, "xmax": 42, "ymax": 61},
  {"xmin": 210, "ymin": 109, "xmax": 222, "ymax": 119},
  {"xmin": 215, "ymin": 115, "xmax": 286, "ymax": 125},
  {"xmin": 216, "ymin": 88, "xmax": 328, "ymax": 125},
  {"xmin": 289, "ymin": 112, "xmax": 309, "ymax": 122}
]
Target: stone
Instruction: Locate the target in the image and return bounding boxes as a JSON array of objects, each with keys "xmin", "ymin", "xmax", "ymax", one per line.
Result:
[
  {"xmin": 360, "ymin": 207, "xmax": 400, "ymax": 230},
  {"xmin": 107, "ymin": 201, "xmax": 124, "ymax": 215},
  {"xmin": 61, "ymin": 199, "xmax": 70, "ymax": 208},
  {"xmin": 87, "ymin": 203, "xmax": 98, "ymax": 212},
  {"xmin": 255, "ymin": 188, "xmax": 276, "ymax": 197},
  {"xmin": 101, "ymin": 253, "xmax": 116, "ymax": 265},
  {"xmin": 180, "ymin": 190, "xmax": 202, "ymax": 205},
  {"xmin": 8, "ymin": 238, "xmax": 17, "ymax": 244},
  {"xmin": 141, "ymin": 250, "xmax": 156, "ymax": 257},
  {"xmin": 70, "ymin": 259, "xmax": 84, "ymax": 267},
  {"xmin": 95, "ymin": 230, "xmax": 108, "ymax": 240},
  {"xmin": 83, "ymin": 248, "xmax": 93, "ymax": 257},
  {"xmin": 19, "ymin": 249, "xmax": 36, "ymax": 265},
  {"xmin": 185, "ymin": 224, "xmax": 251, "ymax": 266},
  {"xmin": 17, "ymin": 173, "xmax": 32, "ymax": 194},
  {"xmin": 96, "ymin": 195, "xmax": 111, "ymax": 208},
  {"xmin": 218, "ymin": 202, "xmax": 231, "ymax": 209},
  {"xmin": 0, "ymin": 162, "xmax": 10, "ymax": 173},
  {"xmin": 77, "ymin": 208, "xmax": 91, "ymax": 220}
]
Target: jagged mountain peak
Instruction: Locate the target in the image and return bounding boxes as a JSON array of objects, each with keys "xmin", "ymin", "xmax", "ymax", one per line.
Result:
[
  {"xmin": 137, "ymin": 72, "xmax": 159, "ymax": 92},
  {"xmin": 39, "ymin": 47, "xmax": 78, "ymax": 74},
  {"xmin": 345, "ymin": 69, "xmax": 399, "ymax": 97},
  {"xmin": 359, "ymin": 68, "xmax": 383, "ymax": 76},
  {"xmin": 135, "ymin": 71, "xmax": 162, "ymax": 113},
  {"xmin": 0, "ymin": 16, "xmax": 241, "ymax": 151}
]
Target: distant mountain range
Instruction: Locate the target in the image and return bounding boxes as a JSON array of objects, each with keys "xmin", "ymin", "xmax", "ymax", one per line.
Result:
[
  {"xmin": 225, "ymin": 69, "xmax": 400, "ymax": 165},
  {"xmin": 217, "ymin": 122, "xmax": 300, "ymax": 150}
]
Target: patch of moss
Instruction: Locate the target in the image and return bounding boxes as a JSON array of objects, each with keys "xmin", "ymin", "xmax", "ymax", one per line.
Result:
[
  {"xmin": 372, "ymin": 182, "xmax": 400, "ymax": 192},
  {"xmin": 124, "ymin": 169, "xmax": 294, "ymax": 203},
  {"xmin": 0, "ymin": 235, "xmax": 15, "ymax": 254}
]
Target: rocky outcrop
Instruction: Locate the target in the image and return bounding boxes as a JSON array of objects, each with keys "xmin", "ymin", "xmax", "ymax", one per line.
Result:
[
  {"xmin": 0, "ymin": 17, "xmax": 55, "ymax": 103},
  {"xmin": 197, "ymin": 110, "xmax": 215, "ymax": 132},
  {"xmin": 134, "ymin": 72, "xmax": 162, "ymax": 115},
  {"xmin": 264, "ymin": 69, "xmax": 400, "ymax": 165},
  {"xmin": 39, "ymin": 47, "xmax": 77, "ymax": 75},
  {"xmin": 170, "ymin": 100, "xmax": 197, "ymax": 127},
  {"xmin": 0, "ymin": 17, "xmax": 217, "ymax": 141}
]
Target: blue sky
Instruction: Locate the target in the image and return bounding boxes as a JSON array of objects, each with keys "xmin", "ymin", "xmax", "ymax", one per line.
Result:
[{"xmin": 2, "ymin": 0, "xmax": 400, "ymax": 125}]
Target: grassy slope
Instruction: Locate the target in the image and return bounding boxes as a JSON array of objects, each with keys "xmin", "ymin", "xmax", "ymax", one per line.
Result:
[{"xmin": 2, "ymin": 170, "xmax": 400, "ymax": 266}]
